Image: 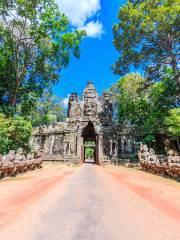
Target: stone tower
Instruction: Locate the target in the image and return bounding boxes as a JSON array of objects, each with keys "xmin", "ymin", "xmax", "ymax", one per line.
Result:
[{"xmin": 31, "ymin": 80, "xmax": 138, "ymax": 164}]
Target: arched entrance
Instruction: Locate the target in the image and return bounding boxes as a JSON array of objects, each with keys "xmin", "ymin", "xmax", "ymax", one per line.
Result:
[{"xmin": 81, "ymin": 122, "xmax": 99, "ymax": 164}]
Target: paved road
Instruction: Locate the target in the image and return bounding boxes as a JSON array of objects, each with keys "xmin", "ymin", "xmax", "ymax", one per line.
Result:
[{"xmin": 0, "ymin": 164, "xmax": 180, "ymax": 240}]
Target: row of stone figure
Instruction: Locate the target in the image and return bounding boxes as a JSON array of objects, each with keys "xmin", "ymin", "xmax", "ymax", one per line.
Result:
[
  {"xmin": 0, "ymin": 148, "xmax": 43, "ymax": 178},
  {"xmin": 138, "ymin": 144, "xmax": 180, "ymax": 178}
]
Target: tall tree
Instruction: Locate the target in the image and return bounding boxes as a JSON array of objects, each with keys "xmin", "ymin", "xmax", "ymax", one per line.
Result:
[
  {"xmin": 164, "ymin": 108, "xmax": 180, "ymax": 150},
  {"xmin": 144, "ymin": 70, "xmax": 176, "ymax": 135},
  {"xmin": 0, "ymin": 0, "xmax": 85, "ymax": 113},
  {"xmin": 110, "ymin": 70, "xmax": 177, "ymax": 143},
  {"xmin": 111, "ymin": 73, "xmax": 148, "ymax": 128},
  {"xmin": 112, "ymin": 0, "xmax": 180, "ymax": 89},
  {"xmin": 29, "ymin": 91, "xmax": 66, "ymax": 126}
]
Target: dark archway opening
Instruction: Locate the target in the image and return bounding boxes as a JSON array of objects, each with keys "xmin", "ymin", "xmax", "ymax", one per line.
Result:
[{"xmin": 81, "ymin": 122, "xmax": 98, "ymax": 164}]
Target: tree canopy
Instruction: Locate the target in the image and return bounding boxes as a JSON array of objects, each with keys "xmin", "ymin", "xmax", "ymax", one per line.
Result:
[
  {"xmin": 0, "ymin": 0, "xmax": 85, "ymax": 115},
  {"xmin": 165, "ymin": 108, "xmax": 180, "ymax": 137},
  {"xmin": 112, "ymin": 73, "xmax": 148, "ymax": 126},
  {"xmin": 0, "ymin": 0, "xmax": 85, "ymax": 153},
  {"xmin": 110, "ymin": 70, "xmax": 178, "ymax": 147},
  {"xmin": 0, "ymin": 113, "xmax": 32, "ymax": 154},
  {"xmin": 30, "ymin": 91, "xmax": 66, "ymax": 126},
  {"xmin": 112, "ymin": 0, "xmax": 180, "ymax": 89}
]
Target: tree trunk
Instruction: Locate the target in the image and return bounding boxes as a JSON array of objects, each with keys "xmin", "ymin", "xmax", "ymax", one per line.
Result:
[
  {"xmin": 171, "ymin": 60, "xmax": 180, "ymax": 90},
  {"xmin": 9, "ymin": 75, "xmax": 21, "ymax": 107},
  {"xmin": 177, "ymin": 137, "xmax": 180, "ymax": 153}
]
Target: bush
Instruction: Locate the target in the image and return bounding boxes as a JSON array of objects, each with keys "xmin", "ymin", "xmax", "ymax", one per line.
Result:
[
  {"xmin": 0, "ymin": 114, "xmax": 32, "ymax": 154},
  {"xmin": 164, "ymin": 108, "xmax": 180, "ymax": 136},
  {"xmin": 143, "ymin": 134, "xmax": 156, "ymax": 144}
]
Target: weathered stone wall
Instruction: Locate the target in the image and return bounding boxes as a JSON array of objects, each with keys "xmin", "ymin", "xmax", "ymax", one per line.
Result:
[{"xmin": 31, "ymin": 81, "xmax": 139, "ymax": 164}]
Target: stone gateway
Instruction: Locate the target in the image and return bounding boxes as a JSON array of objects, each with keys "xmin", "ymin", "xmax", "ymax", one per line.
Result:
[{"xmin": 31, "ymin": 81, "xmax": 138, "ymax": 164}]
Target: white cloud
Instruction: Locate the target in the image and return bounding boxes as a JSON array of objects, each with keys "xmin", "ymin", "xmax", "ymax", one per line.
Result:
[
  {"xmin": 63, "ymin": 94, "xmax": 70, "ymax": 108},
  {"xmin": 56, "ymin": 0, "xmax": 104, "ymax": 38},
  {"xmin": 80, "ymin": 20, "xmax": 104, "ymax": 38}
]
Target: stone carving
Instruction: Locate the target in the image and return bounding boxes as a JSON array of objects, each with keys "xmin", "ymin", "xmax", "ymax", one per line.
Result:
[
  {"xmin": 68, "ymin": 93, "xmax": 81, "ymax": 118},
  {"xmin": 149, "ymin": 148, "xmax": 158, "ymax": 162},
  {"xmin": 0, "ymin": 149, "xmax": 43, "ymax": 178},
  {"xmin": 100, "ymin": 92, "xmax": 113, "ymax": 125},
  {"xmin": 167, "ymin": 149, "xmax": 180, "ymax": 164},
  {"xmin": 138, "ymin": 144, "xmax": 159, "ymax": 163},
  {"xmin": 84, "ymin": 102, "xmax": 97, "ymax": 117},
  {"xmin": 15, "ymin": 148, "xmax": 26, "ymax": 163},
  {"xmin": 138, "ymin": 144, "xmax": 180, "ymax": 178},
  {"xmin": 82, "ymin": 81, "xmax": 98, "ymax": 118},
  {"xmin": 2, "ymin": 150, "xmax": 16, "ymax": 162},
  {"xmin": 27, "ymin": 152, "xmax": 34, "ymax": 160},
  {"xmin": 31, "ymin": 80, "xmax": 139, "ymax": 165}
]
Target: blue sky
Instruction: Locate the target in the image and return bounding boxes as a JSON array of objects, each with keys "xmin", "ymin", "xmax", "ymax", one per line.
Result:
[{"xmin": 54, "ymin": 0, "xmax": 126, "ymax": 103}]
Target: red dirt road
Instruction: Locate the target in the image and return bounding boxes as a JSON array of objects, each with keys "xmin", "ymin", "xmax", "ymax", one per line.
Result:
[
  {"xmin": 0, "ymin": 165, "xmax": 75, "ymax": 229},
  {"xmin": 0, "ymin": 164, "xmax": 180, "ymax": 240},
  {"xmin": 106, "ymin": 167, "xmax": 180, "ymax": 222}
]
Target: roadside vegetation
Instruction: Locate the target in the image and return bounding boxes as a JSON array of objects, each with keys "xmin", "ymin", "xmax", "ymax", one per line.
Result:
[
  {"xmin": 0, "ymin": 0, "xmax": 179, "ymax": 155},
  {"xmin": 0, "ymin": 0, "xmax": 86, "ymax": 154},
  {"xmin": 111, "ymin": 0, "xmax": 179, "ymax": 153}
]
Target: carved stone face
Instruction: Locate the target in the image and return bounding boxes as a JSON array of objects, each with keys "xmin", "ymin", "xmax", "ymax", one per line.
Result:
[
  {"xmin": 142, "ymin": 144, "xmax": 148, "ymax": 153},
  {"xmin": 17, "ymin": 148, "xmax": 23, "ymax": 155},
  {"xmin": 84, "ymin": 102, "xmax": 97, "ymax": 117},
  {"xmin": 27, "ymin": 153, "xmax": 34, "ymax": 160}
]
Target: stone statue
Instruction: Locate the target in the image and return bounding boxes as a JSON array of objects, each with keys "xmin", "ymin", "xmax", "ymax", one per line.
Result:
[
  {"xmin": 101, "ymin": 92, "xmax": 113, "ymax": 125},
  {"xmin": 26, "ymin": 152, "xmax": 34, "ymax": 160},
  {"xmin": 2, "ymin": 150, "xmax": 16, "ymax": 163},
  {"xmin": 84, "ymin": 102, "xmax": 97, "ymax": 117},
  {"xmin": 15, "ymin": 148, "xmax": 26, "ymax": 163},
  {"xmin": 138, "ymin": 144, "xmax": 150, "ymax": 162},
  {"xmin": 68, "ymin": 93, "xmax": 81, "ymax": 118},
  {"xmin": 167, "ymin": 149, "xmax": 180, "ymax": 164},
  {"xmin": 149, "ymin": 148, "xmax": 158, "ymax": 162}
]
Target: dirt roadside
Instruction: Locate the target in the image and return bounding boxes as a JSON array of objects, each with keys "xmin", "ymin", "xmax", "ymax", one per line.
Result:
[
  {"xmin": 104, "ymin": 166, "xmax": 180, "ymax": 222},
  {"xmin": 0, "ymin": 164, "xmax": 179, "ymax": 240},
  {"xmin": 0, "ymin": 164, "xmax": 179, "ymax": 237},
  {"xmin": 0, "ymin": 163, "xmax": 77, "ymax": 230}
]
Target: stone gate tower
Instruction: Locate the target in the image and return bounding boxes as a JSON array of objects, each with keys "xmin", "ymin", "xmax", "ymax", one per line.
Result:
[
  {"xmin": 63, "ymin": 80, "xmax": 112, "ymax": 164},
  {"xmin": 32, "ymin": 81, "xmax": 138, "ymax": 164}
]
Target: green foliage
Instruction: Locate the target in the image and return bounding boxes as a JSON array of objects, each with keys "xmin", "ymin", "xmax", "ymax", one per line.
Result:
[
  {"xmin": 84, "ymin": 140, "xmax": 96, "ymax": 146},
  {"xmin": 113, "ymin": 73, "xmax": 148, "ymax": 126},
  {"xmin": 31, "ymin": 91, "xmax": 66, "ymax": 126},
  {"xmin": 111, "ymin": 0, "xmax": 179, "ymax": 149},
  {"xmin": 85, "ymin": 147, "xmax": 94, "ymax": 159},
  {"xmin": 143, "ymin": 73, "xmax": 176, "ymax": 134},
  {"xmin": 0, "ymin": 114, "xmax": 32, "ymax": 154},
  {"xmin": 113, "ymin": 0, "xmax": 180, "ymax": 88},
  {"xmin": 0, "ymin": 0, "xmax": 85, "ymax": 113},
  {"xmin": 143, "ymin": 134, "xmax": 155, "ymax": 144},
  {"xmin": 111, "ymin": 69, "xmax": 177, "ymax": 140},
  {"xmin": 164, "ymin": 108, "xmax": 180, "ymax": 136}
]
